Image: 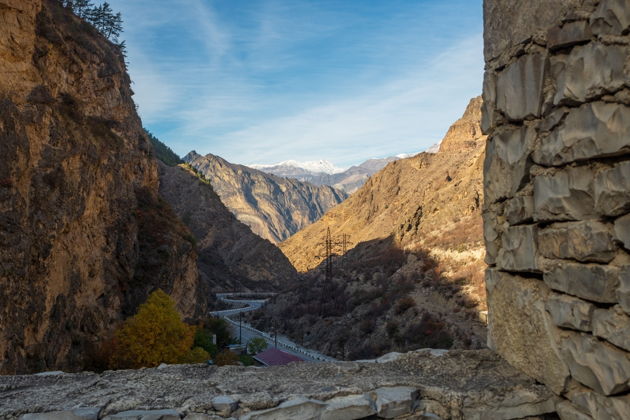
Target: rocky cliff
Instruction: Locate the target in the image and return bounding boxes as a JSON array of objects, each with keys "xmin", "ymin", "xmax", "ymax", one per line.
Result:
[
  {"xmin": 183, "ymin": 152, "xmax": 347, "ymax": 243},
  {"xmin": 251, "ymin": 98, "xmax": 487, "ymax": 359},
  {"xmin": 483, "ymin": 0, "xmax": 630, "ymax": 418},
  {"xmin": 158, "ymin": 163, "xmax": 296, "ymax": 291},
  {"xmin": 0, "ymin": 0, "xmax": 208, "ymax": 374}
]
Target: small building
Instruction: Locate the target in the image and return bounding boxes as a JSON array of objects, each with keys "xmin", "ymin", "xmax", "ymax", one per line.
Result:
[{"xmin": 253, "ymin": 348, "xmax": 305, "ymax": 366}]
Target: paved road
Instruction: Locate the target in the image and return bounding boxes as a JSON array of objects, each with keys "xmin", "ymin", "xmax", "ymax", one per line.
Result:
[{"xmin": 210, "ymin": 293, "xmax": 336, "ymax": 363}]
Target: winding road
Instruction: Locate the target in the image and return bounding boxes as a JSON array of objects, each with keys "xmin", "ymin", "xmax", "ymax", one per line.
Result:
[{"xmin": 210, "ymin": 293, "xmax": 336, "ymax": 363}]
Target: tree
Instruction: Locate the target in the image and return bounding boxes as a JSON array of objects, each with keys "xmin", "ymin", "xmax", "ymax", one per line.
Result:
[
  {"xmin": 247, "ymin": 337, "xmax": 268, "ymax": 355},
  {"xmin": 200, "ymin": 317, "xmax": 233, "ymax": 348},
  {"xmin": 109, "ymin": 289, "xmax": 195, "ymax": 369},
  {"xmin": 178, "ymin": 347, "xmax": 211, "ymax": 364},
  {"xmin": 194, "ymin": 328, "xmax": 218, "ymax": 357},
  {"xmin": 214, "ymin": 350, "xmax": 240, "ymax": 366}
]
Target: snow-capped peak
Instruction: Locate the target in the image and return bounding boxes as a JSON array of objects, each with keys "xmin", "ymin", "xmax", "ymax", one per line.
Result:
[{"xmin": 251, "ymin": 159, "xmax": 345, "ymax": 174}]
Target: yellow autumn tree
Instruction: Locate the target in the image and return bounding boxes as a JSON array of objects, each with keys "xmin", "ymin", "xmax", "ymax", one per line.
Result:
[{"xmin": 109, "ymin": 289, "xmax": 195, "ymax": 369}]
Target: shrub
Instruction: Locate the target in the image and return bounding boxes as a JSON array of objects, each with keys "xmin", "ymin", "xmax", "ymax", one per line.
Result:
[
  {"xmin": 239, "ymin": 354, "xmax": 255, "ymax": 366},
  {"xmin": 200, "ymin": 317, "xmax": 232, "ymax": 348},
  {"xmin": 214, "ymin": 350, "xmax": 240, "ymax": 366},
  {"xmin": 247, "ymin": 337, "xmax": 268, "ymax": 355},
  {"xmin": 194, "ymin": 328, "xmax": 218, "ymax": 357},
  {"xmin": 178, "ymin": 347, "xmax": 210, "ymax": 364},
  {"xmin": 109, "ymin": 289, "xmax": 194, "ymax": 369},
  {"xmin": 394, "ymin": 296, "xmax": 416, "ymax": 314}
]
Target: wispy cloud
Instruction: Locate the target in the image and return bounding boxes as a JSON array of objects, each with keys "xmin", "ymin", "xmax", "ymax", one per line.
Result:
[{"xmin": 109, "ymin": 0, "xmax": 484, "ymax": 168}]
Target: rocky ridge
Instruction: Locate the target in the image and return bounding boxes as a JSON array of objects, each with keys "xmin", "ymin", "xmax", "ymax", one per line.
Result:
[
  {"xmin": 0, "ymin": 350, "xmax": 557, "ymax": 420},
  {"xmin": 183, "ymin": 152, "xmax": 347, "ymax": 243},
  {"xmin": 158, "ymin": 163, "xmax": 296, "ymax": 291},
  {"xmin": 0, "ymin": 0, "xmax": 210, "ymax": 374}
]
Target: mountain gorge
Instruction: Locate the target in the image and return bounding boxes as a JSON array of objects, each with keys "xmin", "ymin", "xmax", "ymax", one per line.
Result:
[
  {"xmin": 249, "ymin": 97, "xmax": 487, "ymax": 359},
  {"xmin": 184, "ymin": 151, "xmax": 348, "ymax": 243}
]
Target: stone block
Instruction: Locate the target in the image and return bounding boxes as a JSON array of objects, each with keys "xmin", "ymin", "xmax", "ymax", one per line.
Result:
[
  {"xmin": 505, "ymin": 195, "xmax": 534, "ymax": 225},
  {"xmin": 241, "ymin": 398, "xmax": 326, "ymax": 420},
  {"xmin": 483, "ymin": 204, "xmax": 505, "ymax": 265},
  {"xmin": 595, "ymin": 161, "xmax": 630, "ymax": 217},
  {"xmin": 559, "ymin": 331, "xmax": 630, "ymax": 395},
  {"xmin": 534, "ymin": 103, "xmax": 630, "ymax": 166},
  {"xmin": 320, "ymin": 395, "xmax": 376, "ymax": 420},
  {"xmin": 569, "ymin": 384, "xmax": 630, "ymax": 419},
  {"xmin": 496, "ymin": 54, "xmax": 546, "ymax": 121},
  {"xmin": 544, "ymin": 262, "xmax": 619, "ymax": 303},
  {"xmin": 367, "ymin": 387, "xmax": 419, "ymax": 419},
  {"xmin": 552, "ymin": 44, "xmax": 627, "ymax": 105},
  {"xmin": 591, "ymin": 0, "xmax": 630, "ymax": 35},
  {"xmin": 556, "ymin": 400, "xmax": 593, "ymax": 420},
  {"xmin": 21, "ymin": 408, "xmax": 99, "ymax": 420},
  {"xmin": 592, "ymin": 306, "xmax": 630, "ymax": 351},
  {"xmin": 103, "ymin": 410, "xmax": 180, "ymax": 420},
  {"xmin": 545, "ymin": 293, "xmax": 594, "ymax": 331},
  {"xmin": 486, "ymin": 270, "xmax": 570, "ymax": 394},
  {"xmin": 481, "ymin": 71, "xmax": 497, "ymax": 134},
  {"xmin": 533, "ymin": 166, "xmax": 595, "ymax": 222},
  {"xmin": 496, "ymin": 225, "xmax": 540, "ymax": 272},
  {"xmin": 211, "ymin": 396, "xmax": 237, "ymax": 415},
  {"xmin": 619, "ymin": 267, "xmax": 630, "ymax": 314},
  {"xmin": 484, "ymin": 124, "xmax": 536, "ymax": 204},
  {"xmin": 614, "ymin": 213, "xmax": 630, "ymax": 250},
  {"xmin": 547, "ymin": 20, "xmax": 592, "ymax": 50},
  {"xmin": 538, "ymin": 221, "xmax": 617, "ymax": 263}
]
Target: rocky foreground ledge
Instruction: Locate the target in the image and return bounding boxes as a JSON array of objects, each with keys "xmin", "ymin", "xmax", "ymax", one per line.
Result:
[{"xmin": 0, "ymin": 350, "xmax": 556, "ymax": 420}]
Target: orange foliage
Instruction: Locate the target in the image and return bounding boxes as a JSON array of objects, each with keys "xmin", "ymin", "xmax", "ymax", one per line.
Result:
[{"xmin": 109, "ymin": 289, "xmax": 195, "ymax": 369}]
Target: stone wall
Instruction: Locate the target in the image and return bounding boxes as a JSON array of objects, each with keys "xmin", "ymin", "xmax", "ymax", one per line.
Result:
[{"xmin": 483, "ymin": 0, "xmax": 630, "ymax": 418}]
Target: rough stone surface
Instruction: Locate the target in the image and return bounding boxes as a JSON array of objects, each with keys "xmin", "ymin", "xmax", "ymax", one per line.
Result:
[
  {"xmin": 484, "ymin": 0, "xmax": 630, "ymax": 414},
  {"xmin": 569, "ymin": 385, "xmax": 630, "ymax": 419},
  {"xmin": 555, "ymin": 401, "xmax": 592, "ymax": 420},
  {"xmin": 592, "ymin": 306, "xmax": 630, "ymax": 351},
  {"xmin": 0, "ymin": 351, "xmax": 556, "ymax": 420},
  {"xmin": 496, "ymin": 225, "xmax": 539, "ymax": 272},
  {"xmin": 535, "ymin": 103, "xmax": 630, "ymax": 166},
  {"xmin": 533, "ymin": 166, "xmax": 595, "ymax": 222},
  {"xmin": 21, "ymin": 409, "xmax": 100, "ymax": 420},
  {"xmin": 211, "ymin": 396, "xmax": 238, "ymax": 416},
  {"xmin": 614, "ymin": 213, "xmax": 630, "ymax": 250},
  {"xmin": 369, "ymin": 387, "xmax": 419, "ymax": 419},
  {"xmin": 545, "ymin": 293, "xmax": 594, "ymax": 332},
  {"xmin": 620, "ymin": 267, "xmax": 630, "ymax": 313},
  {"xmin": 537, "ymin": 221, "xmax": 617, "ymax": 263},
  {"xmin": 484, "ymin": 125, "xmax": 536, "ymax": 203},
  {"xmin": 319, "ymin": 395, "xmax": 375, "ymax": 420},
  {"xmin": 552, "ymin": 45, "xmax": 627, "ymax": 105},
  {"xmin": 496, "ymin": 54, "xmax": 547, "ymax": 121},
  {"xmin": 486, "ymin": 270, "xmax": 570, "ymax": 394},
  {"xmin": 595, "ymin": 161, "xmax": 630, "ymax": 217},
  {"xmin": 543, "ymin": 262, "xmax": 619, "ymax": 303},
  {"xmin": 559, "ymin": 331, "xmax": 630, "ymax": 395}
]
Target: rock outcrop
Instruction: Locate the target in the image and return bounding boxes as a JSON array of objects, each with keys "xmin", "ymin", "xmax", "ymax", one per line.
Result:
[
  {"xmin": 183, "ymin": 152, "xmax": 347, "ymax": 243},
  {"xmin": 0, "ymin": 0, "xmax": 208, "ymax": 374},
  {"xmin": 483, "ymin": 0, "xmax": 630, "ymax": 418},
  {"xmin": 158, "ymin": 163, "xmax": 296, "ymax": 291},
  {"xmin": 0, "ymin": 349, "xmax": 558, "ymax": 420}
]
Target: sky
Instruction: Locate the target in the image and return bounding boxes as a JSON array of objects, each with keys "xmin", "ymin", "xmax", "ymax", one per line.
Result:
[{"xmin": 108, "ymin": 0, "xmax": 484, "ymax": 168}]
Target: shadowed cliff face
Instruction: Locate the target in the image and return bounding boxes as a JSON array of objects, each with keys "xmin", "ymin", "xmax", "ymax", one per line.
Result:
[
  {"xmin": 0, "ymin": 0, "xmax": 207, "ymax": 374},
  {"xmin": 158, "ymin": 163, "xmax": 297, "ymax": 291},
  {"xmin": 183, "ymin": 152, "xmax": 348, "ymax": 243}
]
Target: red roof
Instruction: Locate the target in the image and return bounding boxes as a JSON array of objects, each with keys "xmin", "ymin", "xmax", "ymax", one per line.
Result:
[{"xmin": 253, "ymin": 348, "xmax": 305, "ymax": 366}]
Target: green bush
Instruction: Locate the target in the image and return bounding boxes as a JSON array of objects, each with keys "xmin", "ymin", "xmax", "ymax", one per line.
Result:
[
  {"xmin": 194, "ymin": 328, "xmax": 218, "ymax": 357},
  {"xmin": 247, "ymin": 337, "xmax": 268, "ymax": 355}
]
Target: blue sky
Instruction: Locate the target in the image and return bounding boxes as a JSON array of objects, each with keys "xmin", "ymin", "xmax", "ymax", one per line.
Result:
[{"xmin": 108, "ymin": 0, "xmax": 483, "ymax": 168}]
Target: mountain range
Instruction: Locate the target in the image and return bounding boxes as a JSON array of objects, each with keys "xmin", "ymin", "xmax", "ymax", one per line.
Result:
[
  {"xmin": 251, "ymin": 155, "xmax": 413, "ymax": 193},
  {"xmin": 183, "ymin": 152, "xmax": 347, "ymax": 243}
]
